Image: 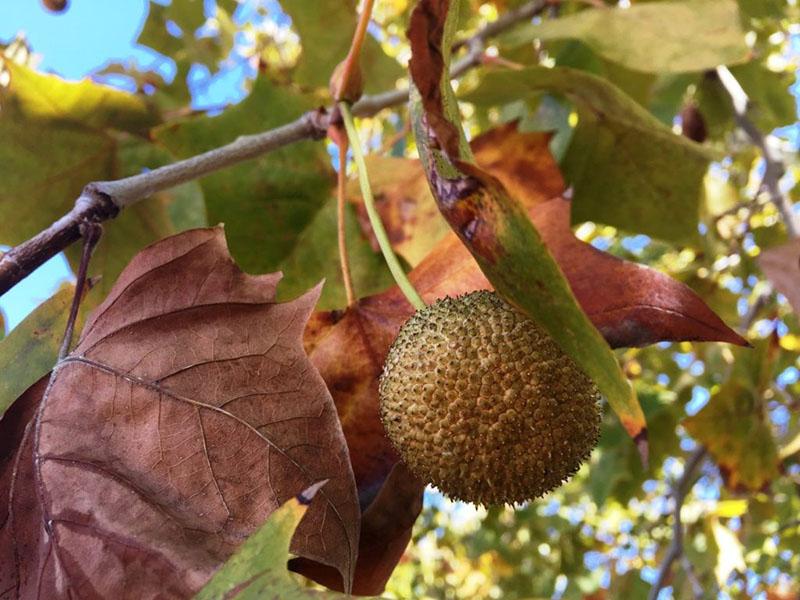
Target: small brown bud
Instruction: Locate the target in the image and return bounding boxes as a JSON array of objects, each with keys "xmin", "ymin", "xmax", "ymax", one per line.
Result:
[
  {"xmin": 42, "ymin": 0, "xmax": 68, "ymax": 12},
  {"xmin": 329, "ymin": 59, "xmax": 363, "ymax": 104}
]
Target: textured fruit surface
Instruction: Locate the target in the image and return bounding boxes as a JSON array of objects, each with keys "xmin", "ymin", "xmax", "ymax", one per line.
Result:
[{"xmin": 379, "ymin": 290, "xmax": 601, "ymax": 505}]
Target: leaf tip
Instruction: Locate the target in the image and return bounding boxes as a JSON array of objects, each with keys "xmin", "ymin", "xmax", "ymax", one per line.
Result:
[{"xmin": 298, "ymin": 479, "xmax": 329, "ymax": 506}]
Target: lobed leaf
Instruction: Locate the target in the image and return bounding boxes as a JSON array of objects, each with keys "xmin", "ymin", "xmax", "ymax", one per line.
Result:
[{"xmin": 0, "ymin": 61, "xmax": 174, "ymax": 294}]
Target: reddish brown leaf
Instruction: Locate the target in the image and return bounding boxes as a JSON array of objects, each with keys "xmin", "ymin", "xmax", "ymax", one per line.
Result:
[
  {"xmin": 0, "ymin": 377, "xmax": 50, "ymax": 600},
  {"xmin": 0, "ymin": 228, "xmax": 359, "ymax": 597},
  {"xmin": 759, "ymin": 238, "xmax": 800, "ymax": 315},
  {"xmin": 532, "ymin": 197, "xmax": 748, "ymax": 348}
]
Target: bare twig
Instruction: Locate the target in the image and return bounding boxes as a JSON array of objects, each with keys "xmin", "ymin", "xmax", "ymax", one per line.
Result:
[
  {"xmin": 648, "ymin": 447, "xmax": 707, "ymax": 600},
  {"xmin": 716, "ymin": 66, "xmax": 800, "ymax": 240},
  {"xmin": 0, "ymin": 0, "xmax": 547, "ymax": 298}
]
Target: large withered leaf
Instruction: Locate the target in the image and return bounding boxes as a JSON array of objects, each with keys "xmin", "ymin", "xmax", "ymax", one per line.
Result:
[{"xmin": 0, "ymin": 228, "xmax": 359, "ymax": 597}]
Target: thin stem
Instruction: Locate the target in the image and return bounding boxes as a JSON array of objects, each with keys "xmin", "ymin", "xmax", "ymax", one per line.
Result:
[
  {"xmin": 335, "ymin": 135, "xmax": 357, "ymax": 306},
  {"xmin": 58, "ymin": 222, "xmax": 101, "ymax": 360},
  {"xmin": 716, "ymin": 66, "xmax": 800, "ymax": 240},
  {"xmin": 338, "ymin": 102, "xmax": 425, "ymax": 311}
]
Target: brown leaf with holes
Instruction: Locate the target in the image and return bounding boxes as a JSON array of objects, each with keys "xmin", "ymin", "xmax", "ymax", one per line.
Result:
[{"xmin": 0, "ymin": 227, "xmax": 359, "ymax": 598}]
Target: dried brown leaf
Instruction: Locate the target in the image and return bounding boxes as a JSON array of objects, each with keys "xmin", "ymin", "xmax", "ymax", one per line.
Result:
[{"xmin": 0, "ymin": 228, "xmax": 359, "ymax": 597}]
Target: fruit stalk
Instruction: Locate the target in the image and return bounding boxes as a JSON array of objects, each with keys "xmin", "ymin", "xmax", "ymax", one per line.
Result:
[{"xmin": 338, "ymin": 102, "xmax": 426, "ymax": 310}]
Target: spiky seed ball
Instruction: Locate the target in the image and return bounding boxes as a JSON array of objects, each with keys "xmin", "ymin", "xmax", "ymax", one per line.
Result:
[{"xmin": 379, "ymin": 290, "xmax": 601, "ymax": 505}]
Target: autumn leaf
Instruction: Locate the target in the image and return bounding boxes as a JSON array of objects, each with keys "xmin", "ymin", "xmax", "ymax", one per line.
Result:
[
  {"xmin": 347, "ymin": 155, "xmax": 450, "ymax": 268},
  {"xmin": 684, "ymin": 341, "xmax": 781, "ymax": 492},
  {"xmin": 0, "ymin": 228, "xmax": 359, "ymax": 596}
]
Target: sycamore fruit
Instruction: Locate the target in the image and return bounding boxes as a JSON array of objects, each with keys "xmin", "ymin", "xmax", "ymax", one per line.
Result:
[{"xmin": 379, "ymin": 290, "xmax": 601, "ymax": 505}]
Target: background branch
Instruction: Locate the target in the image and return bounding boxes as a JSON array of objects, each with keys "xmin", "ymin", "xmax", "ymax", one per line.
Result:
[
  {"xmin": 648, "ymin": 447, "xmax": 707, "ymax": 600},
  {"xmin": 0, "ymin": 0, "xmax": 547, "ymax": 298},
  {"xmin": 716, "ymin": 66, "xmax": 800, "ymax": 239}
]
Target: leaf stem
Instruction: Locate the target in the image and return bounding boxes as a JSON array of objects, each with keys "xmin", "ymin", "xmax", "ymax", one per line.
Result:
[
  {"xmin": 338, "ymin": 102, "xmax": 425, "ymax": 311},
  {"xmin": 335, "ymin": 135, "xmax": 357, "ymax": 306},
  {"xmin": 58, "ymin": 221, "xmax": 101, "ymax": 360}
]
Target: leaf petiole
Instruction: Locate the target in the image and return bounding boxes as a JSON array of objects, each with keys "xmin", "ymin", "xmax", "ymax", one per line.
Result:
[{"xmin": 338, "ymin": 102, "xmax": 426, "ymax": 311}]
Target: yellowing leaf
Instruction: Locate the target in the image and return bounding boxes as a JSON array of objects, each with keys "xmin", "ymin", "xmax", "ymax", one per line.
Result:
[
  {"xmin": 715, "ymin": 499, "xmax": 748, "ymax": 518},
  {"xmin": 710, "ymin": 518, "xmax": 746, "ymax": 586}
]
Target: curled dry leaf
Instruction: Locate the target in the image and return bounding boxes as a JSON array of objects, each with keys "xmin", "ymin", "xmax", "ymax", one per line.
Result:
[
  {"xmin": 0, "ymin": 227, "xmax": 359, "ymax": 598},
  {"xmin": 408, "ymin": 0, "xmax": 645, "ymax": 449}
]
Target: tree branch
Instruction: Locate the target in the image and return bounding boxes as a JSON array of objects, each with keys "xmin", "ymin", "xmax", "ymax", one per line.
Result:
[
  {"xmin": 648, "ymin": 447, "xmax": 707, "ymax": 600},
  {"xmin": 716, "ymin": 66, "xmax": 800, "ymax": 240},
  {"xmin": 0, "ymin": 0, "xmax": 547, "ymax": 298}
]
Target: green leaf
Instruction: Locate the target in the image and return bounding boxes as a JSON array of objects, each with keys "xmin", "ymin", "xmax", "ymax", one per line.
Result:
[
  {"xmin": 155, "ymin": 76, "xmax": 332, "ymax": 275},
  {"xmin": 165, "ymin": 0, "xmax": 206, "ymax": 35},
  {"xmin": 463, "ymin": 66, "xmax": 714, "ymax": 244},
  {"xmin": 696, "ymin": 64, "xmax": 797, "ymax": 138},
  {"xmin": 275, "ymin": 200, "xmax": 394, "ymax": 309},
  {"xmin": 1, "ymin": 60, "xmax": 158, "ymax": 132},
  {"xmin": 503, "ymin": 0, "xmax": 749, "ymax": 74},
  {"xmin": 284, "ymin": 0, "xmax": 403, "ymax": 93},
  {"xmin": 737, "ymin": 0, "xmax": 785, "ymax": 19},
  {"xmin": 195, "ymin": 486, "xmax": 365, "ymax": 600},
  {"xmin": 408, "ymin": 0, "xmax": 645, "ymax": 445},
  {"xmin": 684, "ymin": 342, "xmax": 781, "ymax": 492},
  {"xmin": 0, "ymin": 285, "xmax": 72, "ymax": 418},
  {"xmin": 0, "ymin": 62, "xmax": 172, "ymax": 295}
]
